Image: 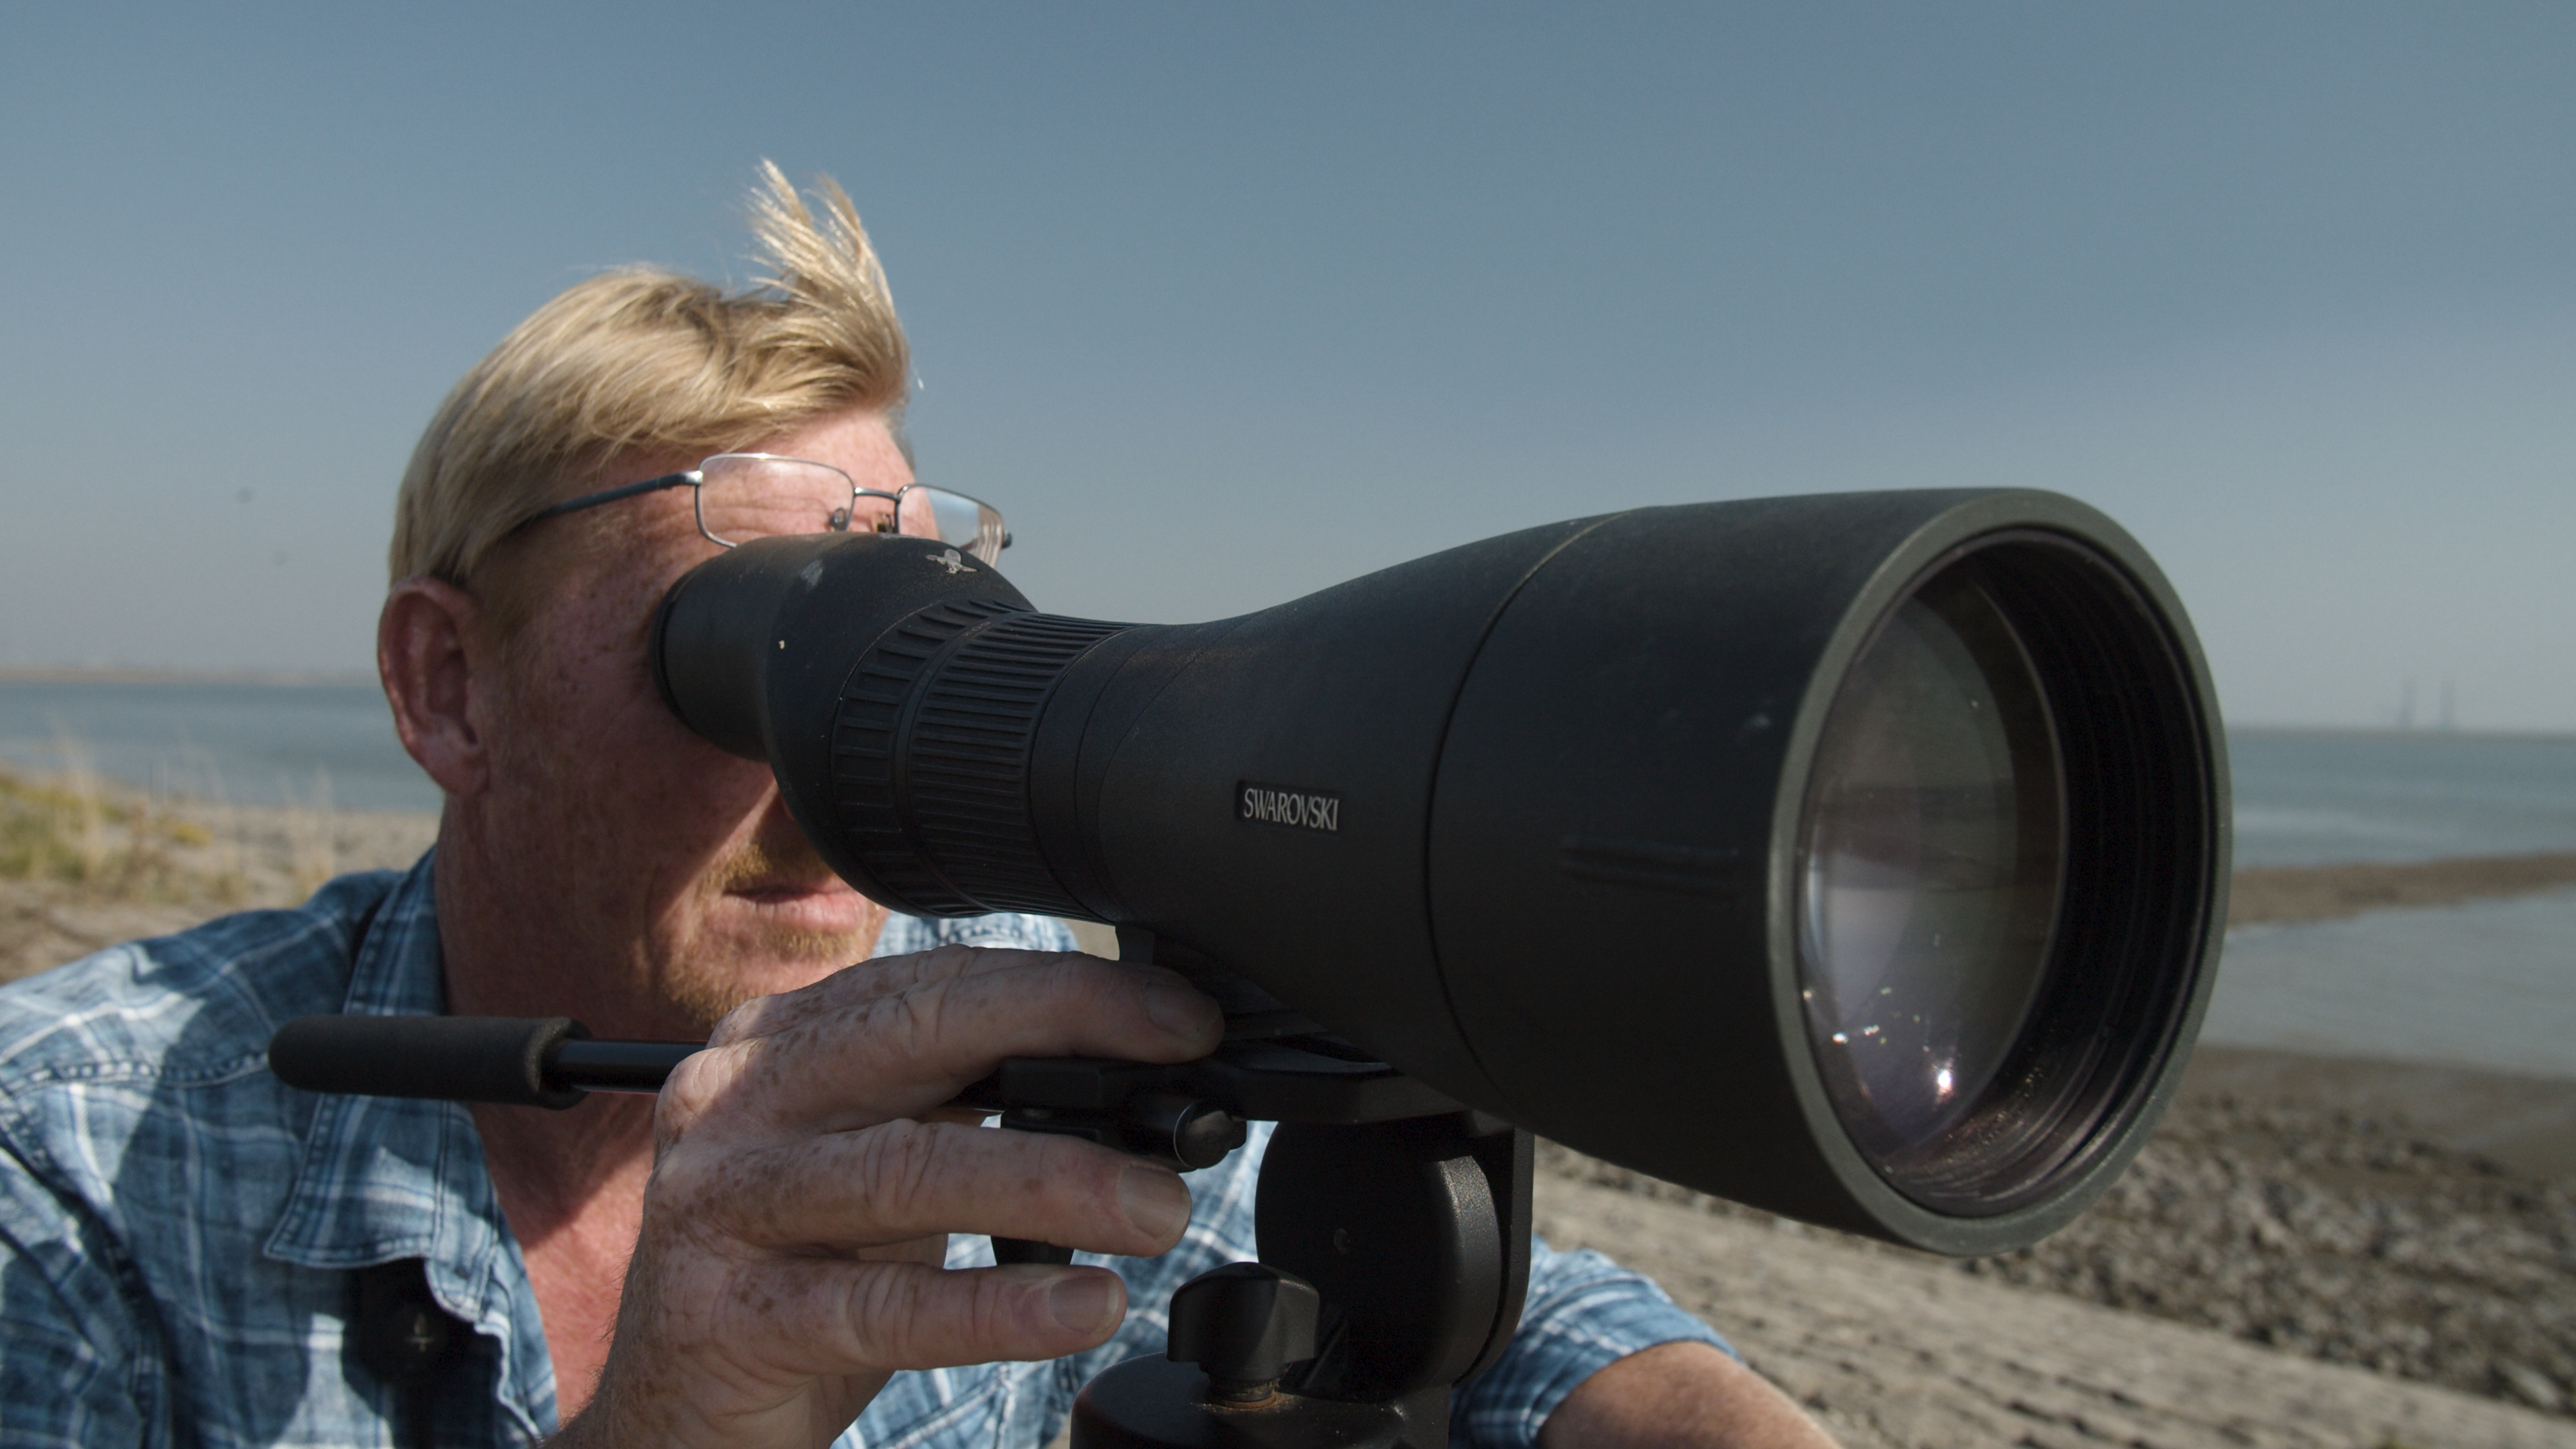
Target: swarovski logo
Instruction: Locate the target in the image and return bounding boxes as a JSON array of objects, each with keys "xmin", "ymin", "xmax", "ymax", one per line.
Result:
[{"xmin": 1239, "ymin": 782, "xmax": 1340, "ymax": 833}]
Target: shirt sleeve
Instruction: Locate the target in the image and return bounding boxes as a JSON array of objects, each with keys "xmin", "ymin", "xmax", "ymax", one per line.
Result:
[
  {"xmin": 871, "ymin": 912, "xmax": 1078, "ymax": 959},
  {"xmin": 1448, "ymin": 1236, "xmax": 1735, "ymax": 1449}
]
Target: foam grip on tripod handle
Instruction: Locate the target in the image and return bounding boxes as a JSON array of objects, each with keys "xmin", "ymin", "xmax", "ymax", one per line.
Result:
[{"xmin": 268, "ymin": 1015, "xmax": 588, "ymax": 1110}]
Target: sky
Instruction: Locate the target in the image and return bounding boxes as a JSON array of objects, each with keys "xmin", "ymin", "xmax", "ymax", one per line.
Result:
[{"xmin": 2, "ymin": 3, "xmax": 2569, "ymax": 729}]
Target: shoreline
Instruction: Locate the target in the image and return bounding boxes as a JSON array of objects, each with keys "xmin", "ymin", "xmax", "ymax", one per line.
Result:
[{"xmin": 2230, "ymin": 853, "xmax": 2576, "ymax": 926}]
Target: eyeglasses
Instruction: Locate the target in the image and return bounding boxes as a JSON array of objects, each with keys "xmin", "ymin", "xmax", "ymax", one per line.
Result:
[{"xmin": 520, "ymin": 453, "xmax": 1010, "ymax": 564}]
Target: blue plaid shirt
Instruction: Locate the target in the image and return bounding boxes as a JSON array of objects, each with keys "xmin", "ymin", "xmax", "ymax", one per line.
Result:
[{"xmin": 0, "ymin": 854, "xmax": 1725, "ymax": 1447}]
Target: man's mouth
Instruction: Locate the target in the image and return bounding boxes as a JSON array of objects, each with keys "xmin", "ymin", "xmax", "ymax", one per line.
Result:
[
  {"xmin": 728, "ymin": 876, "xmax": 839, "ymax": 904},
  {"xmin": 703, "ymin": 836, "xmax": 882, "ymax": 941},
  {"xmin": 725, "ymin": 875, "xmax": 873, "ymax": 922}
]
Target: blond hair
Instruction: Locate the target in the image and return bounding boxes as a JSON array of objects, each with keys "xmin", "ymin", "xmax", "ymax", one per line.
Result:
[{"xmin": 388, "ymin": 161, "xmax": 909, "ymax": 593}]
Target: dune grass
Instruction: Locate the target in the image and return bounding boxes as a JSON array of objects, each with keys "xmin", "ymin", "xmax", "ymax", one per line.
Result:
[
  {"xmin": 0, "ymin": 753, "xmax": 350, "ymax": 907},
  {"xmin": 0, "ymin": 762, "xmax": 232, "ymax": 900},
  {"xmin": 0, "ymin": 746, "xmax": 438, "ymax": 985}
]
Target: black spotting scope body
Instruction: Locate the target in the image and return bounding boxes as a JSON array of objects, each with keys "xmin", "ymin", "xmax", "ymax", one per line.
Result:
[{"xmin": 651, "ymin": 489, "xmax": 2229, "ymax": 1256}]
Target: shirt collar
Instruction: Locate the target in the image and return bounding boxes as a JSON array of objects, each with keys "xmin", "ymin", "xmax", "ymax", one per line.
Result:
[{"xmin": 261, "ymin": 849, "xmax": 559, "ymax": 1434}]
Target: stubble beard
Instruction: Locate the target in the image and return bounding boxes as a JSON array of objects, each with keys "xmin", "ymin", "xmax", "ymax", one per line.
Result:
[{"xmin": 658, "ymin": 830, "xmax": 890, "ymax": 1033}]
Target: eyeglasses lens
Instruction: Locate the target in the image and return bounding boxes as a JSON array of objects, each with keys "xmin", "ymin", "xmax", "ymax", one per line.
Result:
[
  {"xmin": 696, "ymin": 455, "xmax": 1006, "ymax": 563},
  {"xmin": 916, "ymin": 488, "xmax": 1008, "ymax": 564},
  {"xmin": 696, "ymin": 456, "xmax": 864, "ymax": 546}
]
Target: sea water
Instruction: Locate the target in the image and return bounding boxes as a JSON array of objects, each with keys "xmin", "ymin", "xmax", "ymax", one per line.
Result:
[
  {"xmin": 0, "ymin": 678, "xmax": 437, "ymax": 813},
  {"xmin": 5, "ymin": 678, "xmax": 2570, "ymax": 1073},
  {"xmin": 2219, "ymin": 730, "xmax": 2576, "ymax": 1077},
  {"xmin": 2231, "ymin": 728, "xmax": 2576, "ymax": 867},
  {"xmin": 2201, "ymin": 891, "xmax": 2576, "ymax": 1079}
]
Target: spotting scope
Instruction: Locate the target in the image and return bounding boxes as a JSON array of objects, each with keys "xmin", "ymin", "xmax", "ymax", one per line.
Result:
[{"xmin": 645, "ymin": 488, "xmax": 2226, "ymax": 1257}]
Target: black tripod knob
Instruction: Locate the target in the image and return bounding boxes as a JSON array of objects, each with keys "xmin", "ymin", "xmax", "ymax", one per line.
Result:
[{"xmin": 1165, "ymin": 1263, "xmax": 1321, "ymax": 1404}]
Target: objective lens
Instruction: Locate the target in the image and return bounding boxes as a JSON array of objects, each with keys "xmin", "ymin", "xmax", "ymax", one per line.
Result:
[{"xmin": 1799, "ymin": 563, "xmax": 2064, "ymax": 1189}]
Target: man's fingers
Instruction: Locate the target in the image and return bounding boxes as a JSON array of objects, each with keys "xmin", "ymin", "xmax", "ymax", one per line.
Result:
[
  {"xmin": 680, "ymin": 1119, "xmax": 1193, "ymax": 1258},
  {"xmin": 736, "ymin": 1260, "xmax": 1130, "ymax": 1378},
  {"xmin": 667, "ymin": 952, "xmax": 1222, "ymax": 1134}
]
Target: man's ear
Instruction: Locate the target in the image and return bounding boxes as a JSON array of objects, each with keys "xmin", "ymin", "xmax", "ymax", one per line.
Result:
[{"xmin": 378, "ymin": 576, "xmax": 494, "ymax": 798}]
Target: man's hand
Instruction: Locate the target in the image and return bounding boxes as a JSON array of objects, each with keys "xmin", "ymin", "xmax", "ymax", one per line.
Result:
[{"xmin": 553, "ymin": 945, "xmax": 1226, "ymax": 1449}]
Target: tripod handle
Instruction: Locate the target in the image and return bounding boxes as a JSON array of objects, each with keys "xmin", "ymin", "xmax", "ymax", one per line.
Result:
[{"xmin": 266, "ymin": 1015, "xmax": 700, "ymax": 1110}]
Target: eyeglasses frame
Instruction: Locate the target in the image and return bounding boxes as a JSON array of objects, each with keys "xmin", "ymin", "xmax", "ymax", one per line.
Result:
[{"xmin": 517, "ymin": 452, "xmax": 1009, "ymax": 559}]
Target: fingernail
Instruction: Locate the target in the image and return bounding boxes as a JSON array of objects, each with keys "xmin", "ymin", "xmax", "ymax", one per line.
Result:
[
  {"xmin": 1120, "ymin": 1164, "xmax": 1192, "ymax": 1242},
  {"xmin": 1142, "ymin": 981, "xmax": 1222, "ymax": 1040},
  {"xmin": 1047, "ymin": 1272, "xmax": 1120, "ymax": 1334}
]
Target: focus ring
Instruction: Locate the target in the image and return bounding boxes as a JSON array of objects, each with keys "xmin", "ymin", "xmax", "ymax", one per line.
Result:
[
  {"xmin": 906, "ymin": 613, "xmax": 1132, "ymax": 914},
  {"xmin": 830, "ymin": 598, "xmax": 1025, "ymax": 914},
  {"xmin": 830, "ymin": 606, "xmax": 1129, "ymax": 916}
]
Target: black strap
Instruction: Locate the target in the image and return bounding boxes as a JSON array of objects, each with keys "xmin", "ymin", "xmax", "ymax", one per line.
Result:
[{"xmin": 349, "ymin": 1258, "xmax": 467, "ymax": 1449}]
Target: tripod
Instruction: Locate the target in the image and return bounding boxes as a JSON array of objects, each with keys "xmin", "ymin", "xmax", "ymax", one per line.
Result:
[
  {"xmin": 969, "ymin": 933, "xmax": 1532, "ymax": 1449},
  {"xmin": 1085, "ymin": 1114, "xmax": 1530, "ymax": 1449},
  {"xmin": 990, "ymin": 1048, "xmax": 1532, "ymax": 1449}
]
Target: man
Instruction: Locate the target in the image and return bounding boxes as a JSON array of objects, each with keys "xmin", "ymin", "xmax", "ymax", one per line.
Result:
[{"xmin": 0, "ymin": 164, "xmax": 1835, "ymax": 1448}]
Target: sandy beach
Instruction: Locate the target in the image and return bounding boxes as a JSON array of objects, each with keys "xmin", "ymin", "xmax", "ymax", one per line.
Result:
[
  {"xmin": 1540, "ymin": 1043, "xmax": 2576, "ymax": 1446},
  {"xmin": 5, "ymin": 774, "xmax": 2572, "ymax": 1444}
]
